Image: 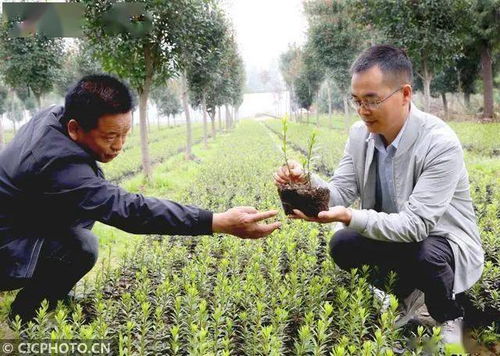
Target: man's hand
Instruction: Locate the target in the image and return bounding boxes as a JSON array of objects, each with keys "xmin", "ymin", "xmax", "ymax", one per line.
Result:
[
  {"xmin": 212, "ymin": 206, "xmax": 281, "ymax": 239},
  {"xmin": 288, "ymin": 206, "xmax": 352, "ymax": 225},
  {"xmin": 273, "ymin": 159, "xmax": 307, "ymax": 186}
]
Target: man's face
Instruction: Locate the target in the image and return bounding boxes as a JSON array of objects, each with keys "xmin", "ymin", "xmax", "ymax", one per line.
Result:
[
  {"xmin": 351, "ymin": 65, "xmax": 409, "ymax": 137},
  {"xmin": 69, "ymin": 111, "xmax": 132, "ymax": 163}
]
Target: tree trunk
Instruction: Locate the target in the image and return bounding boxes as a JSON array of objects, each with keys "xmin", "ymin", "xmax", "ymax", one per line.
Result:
[
  {"xmin": 139, "ymin": 89, "xmax": 152, "ymax": 180},
  {"xmin": 225, "ymin": 105, "xmax": 231, "ymax": 130},
  {"xmin": 0, "ymin": 114, "xmax": 4, "ymax": 150},
  {"xmin": 230, "ymin": 106, "xmax": 234, "ymax": 128},
  {"xmin": 13, "ymin": 120, "xmax": 16, "ymax": 134},
  {"xmin": 210, "ymin": 112, "xmax": 216, "ymax": 139},
  {"xmin": 232, "ymin": 106, "xmax": 235, "ymax": 127},
  {"xmin": 464, "ymin": 92, "xmax": 471, "ymax": 109},
  {"xmin": 157, "ymin": 109, "xmax": 160, "ymax": 129},
  {"xmin": 343, "ymin": 97, "xmax": 350, "ymax": 132},
  {"xmin": 202, "ymin": 96, "xmax": 208, "ymax": 148},
  {"xmin": 316, "ymin": 94, "xmax": 320, "ymax": 127},
  {"xmin": 138, "ymin": 42, "xmax": 154, "ymax": 181},
  {"xmin": 35, "ymin": 94, "xmax": 42, "ymax": 109},
  {"xmin": 181, "ymin": 73, "xmax": 193, "ymax": 160},
  {"xmin": 218, "ymin": 106, "xmax": 222, "ymax": 132},
  {"xmin": 235, "ymin": 106, "xmax": 239, "ymax": 124},
  {"xmin": 327, "ymin": 83, "xmax": 333, "ymax": 128},
  {"xmin": 167, "ymin": 114, "xmax": 170, "ymax": 128},
  {"xmin": 422, "ymin": 60, "xmax": 432, "ymax": 113},
  {"xmin": 441, "ymin": 93, "xmax": 448, "ymax": 120},
  {"xmin": 147, "ymin": 108, "xmax": 151, "ymax": 134},
  {"xmin": 480, "ymin": 44, "xmax": 494, "ymax": 119}
]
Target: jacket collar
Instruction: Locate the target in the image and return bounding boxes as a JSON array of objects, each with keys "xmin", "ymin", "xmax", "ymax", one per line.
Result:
[
  {"xmin": 394, "ymin": 103, "xmax": 422, "ymax": 157},
  {"xmin": 366, "ymin": 102, "xmax": 423, "ymax": 156},
  {"xmin": 361, "ymin": 102, "xmax": 421, "ymax": 192}
]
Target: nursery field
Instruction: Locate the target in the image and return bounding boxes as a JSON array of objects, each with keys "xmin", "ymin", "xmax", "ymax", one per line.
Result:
[{"xmin": 0, "ymin": 117, "xmax": 498, "ymax": 355}]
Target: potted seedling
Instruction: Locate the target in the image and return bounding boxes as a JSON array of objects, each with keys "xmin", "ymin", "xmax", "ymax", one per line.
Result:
[{"xmin": 277, "ymin": 117, "xmax": 330, "ymax": 217}]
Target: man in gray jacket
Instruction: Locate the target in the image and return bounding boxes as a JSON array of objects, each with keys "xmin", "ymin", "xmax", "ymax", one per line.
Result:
[{"xmin": 274, "ymin": 45, "xmax": 484, "ymax": 349}]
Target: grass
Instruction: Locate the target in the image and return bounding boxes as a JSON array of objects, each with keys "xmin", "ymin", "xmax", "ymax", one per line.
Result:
[{"xmin": 0, "ymin": 116, "xmax": 498, "ymax": 354}]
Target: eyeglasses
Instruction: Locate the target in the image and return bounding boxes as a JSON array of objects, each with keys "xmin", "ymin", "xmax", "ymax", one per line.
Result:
[{"xmin": 349, "ymin": 87, "xmax": 404, "ymax": 111}]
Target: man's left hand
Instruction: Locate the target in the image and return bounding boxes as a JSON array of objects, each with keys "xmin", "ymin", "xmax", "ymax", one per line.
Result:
[{"xmin": 289, "ymin": 206, "xmax": 352, "ymax": 225}]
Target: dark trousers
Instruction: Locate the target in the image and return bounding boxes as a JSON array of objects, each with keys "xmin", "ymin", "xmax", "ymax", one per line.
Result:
[
  {"xmin": 0, "ymin": 228, "xmax": 98, "ymax": 323},
  {"xmin": 329, "ymin": 229, "xmax": 463, "ymax": 323}
]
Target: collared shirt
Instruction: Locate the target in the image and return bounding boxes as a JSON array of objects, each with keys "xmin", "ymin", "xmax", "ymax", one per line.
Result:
[{"xmin": 372, "ymin": 117, "xmax": 409, "ymax": 213}]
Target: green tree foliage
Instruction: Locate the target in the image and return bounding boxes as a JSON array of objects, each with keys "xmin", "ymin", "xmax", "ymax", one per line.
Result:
[
  {"xmin": 355, "ymin": 0, "xmax": 471, "ymax": 112},
  {"xmin": 279, "ymin": 44, "xmax": 302, "ymax": 119},
  {"xmin": 465, "ymin": 0, "xmax": 500, "ymax": 119},
  {"xmin": 0, "ymin": 85, "xmax": 7, "ymax": 115},
  {"xmin": 150, "ymin": 82, "xmax": 182, "ymax": 127},
  {"xmin": 187, "ymin": 7, "xmax": 229, "ymax": 108},
  {"xmin": 456, "ymin": 45, "xmax": 482, "ymax": 108},
  {"xmin": 225, "ymin": 38, "xmax": 246, "ymax": 120},
  {"xmin": 81, "ymin": 0, "xmax": 178, "ymax": 179},
  {"xmin": 317, "ymin": 80, "xmax": 344, "ymax": 114},
  {"xmin": 5, "ymin": 91, "xmax": 24, "ymax": 133},
  {"xmin": 304, "ymin": 0, "xmax": 363, "ymax": 94},
  {"xmin": 227, "ymin": 43, "xmax": 245, "ymax": 111},
  {"xmin": 0, "ymin": 84, "xmax": 7, "ymax": 149},
  {"xmin": 80, "ymin": 0, "xmax": 225, "ymax": 175},
  {"xmin": 303, "ymin": 0, "xmax": 367, "ymax": 126},
  {"xmin": 293, "ymin": 47, "xmax": 323, "ymax": 115},
  {"xmin": 14, "ymin": 86, "xmax": 37, "ymax": 116},
  {"xmin": 430, "ymin": 65, "xmax": 460, "ymax": 119},
  {"xmin": 200, "ymin": 33, "xmax": 245, "ymax": 134},
  {"xmin": 54, "ymin": 40, "xmax": 102, "ymax": 98},
  {"xmin": 0, "ymin": 22, "xmax": 63, "ymax": 108},
  {"xmin": 168, "ymin": 0, "xmax": 231, "ymax": 158},
  {"xmin": 187, "ymin": 7, "xmax": 230, "ymax": 144}
]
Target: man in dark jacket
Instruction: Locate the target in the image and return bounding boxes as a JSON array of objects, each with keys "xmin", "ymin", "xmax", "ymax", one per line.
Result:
[{"xmin": 0, "ymin": 74, "xmax": 281, "ymax": 323}]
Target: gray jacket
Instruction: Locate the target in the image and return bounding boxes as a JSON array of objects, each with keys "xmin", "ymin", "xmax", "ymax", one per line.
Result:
[{"xmin": 312, "ymin": 104, "xmax": 484, "ymax": 294}]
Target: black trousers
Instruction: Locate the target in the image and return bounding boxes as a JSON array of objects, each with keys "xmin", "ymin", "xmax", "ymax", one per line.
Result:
[
  {"xmin": 0, "ymin": 228, "xmax": 98, "ymax": 323},
  {"xmin": 329, "ymin": 228, "xmax": 463, "ymax": 323}
]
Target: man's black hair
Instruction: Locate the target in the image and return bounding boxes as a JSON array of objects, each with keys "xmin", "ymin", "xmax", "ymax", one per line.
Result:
[
  {"xmin": 61, "ymin": 74, "xmax": 135, "ymax": 131},
  {"xmin": 350, "ymin": 45, "xmax": 413, "ymax": 87}
]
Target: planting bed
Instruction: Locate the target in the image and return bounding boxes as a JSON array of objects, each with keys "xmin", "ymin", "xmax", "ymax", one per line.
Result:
[{"xmin": 1, "ymin": 118, "xmax": 498, "ymax": 354}]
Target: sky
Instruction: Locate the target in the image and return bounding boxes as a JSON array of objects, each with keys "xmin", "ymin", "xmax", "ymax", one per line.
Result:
[{"xmin": 223, "ymin": 0, "xmax": 308, "ymax": 71}]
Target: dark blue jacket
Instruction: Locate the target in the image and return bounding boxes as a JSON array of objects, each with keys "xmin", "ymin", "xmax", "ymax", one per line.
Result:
[{"xmin": 0, "ymin": 105, "xmax": 213, "ymax": 279}]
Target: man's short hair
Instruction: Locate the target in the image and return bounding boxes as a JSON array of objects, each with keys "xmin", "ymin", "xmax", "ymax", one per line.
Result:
[
  {"xmin": 61, "ymin": 74, "xmax": 135, "ymax": 131},
  {"xmin": 350, "ymin": 45, "xmax": 413, "ymax": 87}
]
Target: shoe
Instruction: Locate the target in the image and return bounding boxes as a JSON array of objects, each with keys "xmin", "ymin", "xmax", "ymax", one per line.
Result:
[
  {"xmin": 395, "ymin": 289, "xmax": 425, "ymax": 328},
  {"xmin": 440, "ymin": 317, "xmax": 465, "ymax": 350}
]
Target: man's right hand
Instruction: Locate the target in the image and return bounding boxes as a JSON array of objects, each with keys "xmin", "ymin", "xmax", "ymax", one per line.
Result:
[
  {"xmin": 212, "ymin": 206, "xmax": 281, "ymax": 239},
  {"xmin": 273, "ymin": 159, "xmax": 307, "ymax": 186}
]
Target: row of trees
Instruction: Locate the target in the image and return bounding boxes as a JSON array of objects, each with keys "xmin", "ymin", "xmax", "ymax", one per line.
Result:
[
  {"xmin": 0, "ymin": 0, "xmax": 245, "ymax": 180},
  {"xmin": 280, "ymin": 0, "xmax": 499, "ymax": 123}
]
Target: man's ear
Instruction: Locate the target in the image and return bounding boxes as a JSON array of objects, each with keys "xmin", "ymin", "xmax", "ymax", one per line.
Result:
[
  {"xmin": 402, "ymin": 84, "xmax": 412, "ymax": 105},
  {"xmin": 67, "ymin": 119, "xmax": 81, "ymax": 141}
]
